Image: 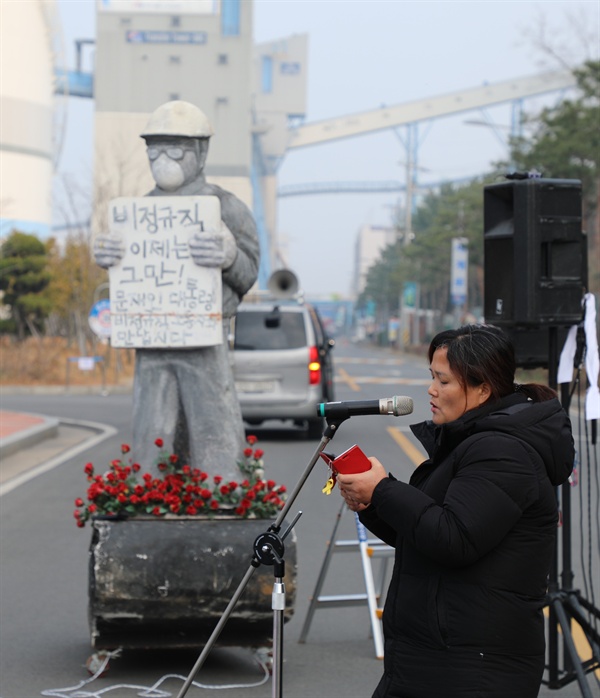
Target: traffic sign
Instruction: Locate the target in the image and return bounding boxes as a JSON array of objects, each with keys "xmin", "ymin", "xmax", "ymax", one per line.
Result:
[{"xmin": 89, "ymin": 299, "xmax": 111, "ymax": 339}]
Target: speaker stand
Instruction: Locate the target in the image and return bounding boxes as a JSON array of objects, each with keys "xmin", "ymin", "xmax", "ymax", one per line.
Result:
[{"xmin": 543, "ymin": 326, "xmax": 600, "ymax": 696}]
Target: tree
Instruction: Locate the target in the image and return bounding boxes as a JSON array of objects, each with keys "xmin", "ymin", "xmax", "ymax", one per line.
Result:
[
  {"xmin": 45, "ymin": 231, "xmax": 108, "ymax": 351},
  {"xmin": 358, "ymin": 177, "xmax": 489, "ymax": 321},
  {"xmin": 0, "ymin": 231, "xmax": 52, "ymax": 339}
]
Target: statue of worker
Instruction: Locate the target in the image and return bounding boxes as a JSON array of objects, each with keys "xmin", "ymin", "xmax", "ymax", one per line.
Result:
[{"xmin": 94, "ymin": 101, "xmax": 260, "ymax": 479}]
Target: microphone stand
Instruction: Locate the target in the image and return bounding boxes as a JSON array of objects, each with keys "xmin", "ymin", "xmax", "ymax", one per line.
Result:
[{"xmin": 176, "ymin": 417, "xmax": 348, "ymax": 698}]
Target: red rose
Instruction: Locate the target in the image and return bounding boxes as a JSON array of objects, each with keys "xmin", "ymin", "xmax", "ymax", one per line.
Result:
[
  {"xmin": 243, "ymin": 447, "xmax": 253, "ymax": 457},
  {"xmin": 210, "ymin": 500, "xmax": 219, "ymax": 510},
  {"xmin": 200, "ymin": 488, "xmax": 212, "ymax": 499},
  {"xmin": 132, "ymin": 463, "xmax": 141, "ymax": 472},
  {"xmin": 154, "ymin": 438, "xmax": 164, "ymax": 448},
  {"xmin": 88, "ymin": 504, "xmax": 97, "ymax": 513},
  {"xmin": 200, "ymin": 471, "xmax": 208, "ymax": 481},
  {"xmin": 228, "ymin": 481, "xmax": 238, "ymax": 490},
  {"xmin": 213, "ymin": 475, "xmax": 223, "ymax": 485},
  {"xmin": 121, "ymin": 444, "xmax": 131, "ymax": 454},
  {"xmin": 254, "ymin": 449, "xmax": 264, "ymax": 459},
  {"xmin": 151, "ymin": 506, "xmax": 162, "ymax": 516},
  {"xmin": 182, "ymin": 465, "xmax": 191, "ymax": 475},
  {"xmin": 186, "ymin": 505, "xmax": 198, "ymax": 515},
  {"xmin": 76, "ymin": 519, "xmax": 85, "ymax": 528},
  {"xmin": 267, "ymin": 480, "xmax": 276, "ymax": 490},
  {"xmin": 169, "ymin": 454, "xmax": 179, "ymax": 464},
  {"xmin": 74, "ymin": 498, "xmax": 84, "ymax": 507},
  {"xmin": 246, "ymin": 435, "xmax": 258, "ymax": 445},
  {"xmin": 220, "ymin": 484, "xmax": 230, "ymax": 495},
  {"xmin": 84, "ymin": 463, "xmax": 94, "ymax": 475}
]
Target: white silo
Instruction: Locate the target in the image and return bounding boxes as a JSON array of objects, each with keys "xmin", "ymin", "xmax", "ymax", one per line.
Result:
[{"xmin": 0, "ymin": 0, "xmax": 58, "ymax": 239}]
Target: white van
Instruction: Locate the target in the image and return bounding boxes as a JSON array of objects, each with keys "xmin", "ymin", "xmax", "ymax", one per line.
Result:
[{"xmin": 232, "ymin": 300, "xmax": 335, "ymax": 439}]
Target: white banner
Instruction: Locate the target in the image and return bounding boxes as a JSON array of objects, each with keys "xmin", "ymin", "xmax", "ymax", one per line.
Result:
[{"xmin": 451, "ymin": 237, "xmax": 468, "ymax": 307}]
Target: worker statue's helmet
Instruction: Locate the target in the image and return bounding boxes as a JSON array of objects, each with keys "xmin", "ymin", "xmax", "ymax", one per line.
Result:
[{"xmin": 140, "ymin": 100, "xmax": 214, "ymax": 140}]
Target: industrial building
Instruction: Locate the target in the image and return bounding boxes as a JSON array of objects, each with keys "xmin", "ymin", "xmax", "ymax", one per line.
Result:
[
  {"xmin": 0, "ymin": 0, "xmax": 59, "ymax": 238},
  {"xmin": 93, "ymin": 0, "xmax": 307, "ymax": 288}
]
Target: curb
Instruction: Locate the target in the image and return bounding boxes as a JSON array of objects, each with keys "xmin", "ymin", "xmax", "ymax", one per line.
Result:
[{"xmin": 0, "ymin": 414, "xmax": 59, "ymax": 460}]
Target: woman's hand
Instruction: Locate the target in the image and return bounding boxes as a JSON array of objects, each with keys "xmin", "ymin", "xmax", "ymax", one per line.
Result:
[{"xmin": 337, "ymin": 457, "xmax": 387, "ymax": 511}]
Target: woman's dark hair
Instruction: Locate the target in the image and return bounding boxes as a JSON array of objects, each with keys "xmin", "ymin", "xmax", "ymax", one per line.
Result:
[{"xmin": 428, "ymin": 324, "xmax": 556, "ymax": 403}]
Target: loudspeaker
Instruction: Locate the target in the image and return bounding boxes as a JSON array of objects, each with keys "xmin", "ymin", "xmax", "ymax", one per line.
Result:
[{"xmin": 484, "ymin": 178, "xmax": 587, "ymax": 327}]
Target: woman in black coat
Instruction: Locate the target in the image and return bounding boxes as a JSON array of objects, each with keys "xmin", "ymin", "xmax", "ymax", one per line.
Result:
[{"xmin": 337, "ymin": 324, "xmax": 574, "ymax": 698}]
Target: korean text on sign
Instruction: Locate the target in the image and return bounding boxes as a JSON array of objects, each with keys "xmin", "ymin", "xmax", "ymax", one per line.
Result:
[{"xmin": 108, "ymin": 196, "xmax": 223, "ymax": 348}]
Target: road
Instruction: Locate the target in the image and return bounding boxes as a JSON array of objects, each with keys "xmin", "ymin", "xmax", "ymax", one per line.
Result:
[{"xmin": 1, "ymin": 339, "xmax": 598, "ymax": 698}]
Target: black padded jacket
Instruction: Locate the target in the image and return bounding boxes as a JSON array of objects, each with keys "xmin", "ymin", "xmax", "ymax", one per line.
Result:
[{"xmin": 359, "ymin": 393, "xmax": 574, "ymax": 687}]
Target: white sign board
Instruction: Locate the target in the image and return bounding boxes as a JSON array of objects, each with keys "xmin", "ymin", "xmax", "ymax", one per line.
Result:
[{"xmin": 108, "ymin": 196, "xmax": 223, "ymax": 349}]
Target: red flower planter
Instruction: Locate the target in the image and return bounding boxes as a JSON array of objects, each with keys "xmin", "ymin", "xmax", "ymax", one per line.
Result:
[{"xmin": 88, "ymin": 516, "xmax": 297, "ymax": 650}]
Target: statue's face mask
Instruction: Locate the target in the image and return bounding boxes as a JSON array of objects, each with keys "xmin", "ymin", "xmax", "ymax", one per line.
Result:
[{"xmin": 145, "ymin": 137, "xmax": 207, "ymax": 191}]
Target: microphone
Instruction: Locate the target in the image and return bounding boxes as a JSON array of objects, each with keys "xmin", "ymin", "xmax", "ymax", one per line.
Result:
[{"xmin": 317, "ymin": 396, "xmax": 413, "ymax": 419}]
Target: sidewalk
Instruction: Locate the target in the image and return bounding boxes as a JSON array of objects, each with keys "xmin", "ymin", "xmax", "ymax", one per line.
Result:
[
  {"xmin": 0, "ymin": 410, "xmax": 95, "ymax": 487},
  {"xmin": 0, "ymin": 409, "xmax": 59, "ymax": 460}
]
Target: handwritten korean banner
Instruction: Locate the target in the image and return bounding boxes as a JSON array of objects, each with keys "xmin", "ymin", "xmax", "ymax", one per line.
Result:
[{"xmin": 108, "ymin": 196, "xmax": 223, "ymax": 348}]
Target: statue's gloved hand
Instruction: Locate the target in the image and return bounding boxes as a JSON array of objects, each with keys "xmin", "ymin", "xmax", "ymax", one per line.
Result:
[
  {"xmin": 93, "ymin": 234, "xmax": 125, "ymax": 269},
  {"xmin": 189, "ymin": 223, "xmax": 238, "ymax": 269}
]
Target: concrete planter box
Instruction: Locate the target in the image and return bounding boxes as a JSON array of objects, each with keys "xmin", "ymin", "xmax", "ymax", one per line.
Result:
[{"xmin": 88, "ymin": 516, "xmax": 297, "ymax": 650}]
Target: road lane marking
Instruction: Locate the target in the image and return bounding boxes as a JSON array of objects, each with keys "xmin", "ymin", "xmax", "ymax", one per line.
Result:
[
  {"xmin": 386, "ymin": 426, "xmax": 425, "ymax": 466},
  {"xmin": 543, "ymin": 608, "xmax": 600, "ymax": 680},
  {"xmin": 338, "ymin": 366, "xmax": 361, "ymax": 392}
]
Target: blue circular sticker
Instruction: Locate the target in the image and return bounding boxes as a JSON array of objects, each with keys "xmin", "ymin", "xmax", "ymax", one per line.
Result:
[{"xmin": 89, "ymin": 299, "xmax": 111, "ymax": 338}]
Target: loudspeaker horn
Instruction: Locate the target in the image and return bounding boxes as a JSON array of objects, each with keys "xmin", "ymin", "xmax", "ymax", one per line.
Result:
[{"xmin": 267, "ymin": 269, "xmax": 300, "ymax": 299}]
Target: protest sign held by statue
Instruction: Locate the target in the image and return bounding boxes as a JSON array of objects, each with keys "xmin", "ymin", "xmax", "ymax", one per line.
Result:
[{"xmin": 94, "ymin": 100, "xmax": 260, "ymax": 479}]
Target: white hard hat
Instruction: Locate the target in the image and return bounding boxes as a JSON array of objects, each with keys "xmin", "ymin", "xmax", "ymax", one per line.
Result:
[{"xmin": 141, "ymin": 100, "xmax": 214, "ymax": 139}]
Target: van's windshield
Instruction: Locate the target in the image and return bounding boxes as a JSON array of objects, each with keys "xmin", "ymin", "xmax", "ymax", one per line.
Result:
[{"xmin": 234, "ymin": 311, "xmax": 307, "ymax": 350}]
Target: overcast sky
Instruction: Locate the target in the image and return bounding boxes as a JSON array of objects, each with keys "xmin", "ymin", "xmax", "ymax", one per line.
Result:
[{"xmin": 55, "ymin": 0, "xmax": 599, "ymax": 297}]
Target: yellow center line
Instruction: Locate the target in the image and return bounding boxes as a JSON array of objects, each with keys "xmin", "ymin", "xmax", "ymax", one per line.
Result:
[
  {"xmin": 338, "ymin": 366, "xmax": 361, "ymax": 392},
  {"xmin": 386, "ymin": 426, "xmax": 425, "ymax": 466},
  {"xmin": 543, "ymin": 607, "xmax": 600, "ymax": 680}
]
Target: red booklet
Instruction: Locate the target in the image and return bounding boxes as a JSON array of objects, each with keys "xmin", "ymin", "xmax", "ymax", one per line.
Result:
[
  {"xmin": 320, "ymin": 444, "xmax": 371, "ymax": 475},
  {"xmin": 320, "ymin": 445, "xmax": 371, "ymax": 495}
]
